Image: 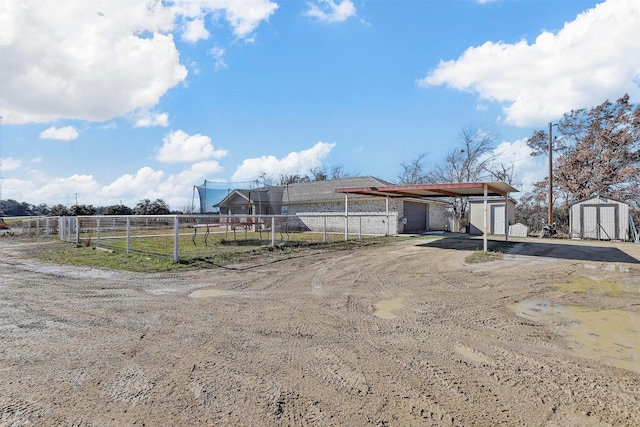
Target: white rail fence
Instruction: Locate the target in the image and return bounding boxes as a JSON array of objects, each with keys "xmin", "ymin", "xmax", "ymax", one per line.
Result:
[{"xmin": 50, "ymin": 213, "xmax": 397, "ymax": 262}]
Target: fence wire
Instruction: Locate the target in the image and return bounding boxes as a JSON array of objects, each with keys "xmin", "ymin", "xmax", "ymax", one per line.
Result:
[{"xmin": 41, "ymin": 213, "xmax": 397, "ymax": 262}]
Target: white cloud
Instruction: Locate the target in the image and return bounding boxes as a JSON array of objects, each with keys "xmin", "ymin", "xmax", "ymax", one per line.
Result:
[
  {"xmin": 305, "ymin": 0, "xmax": 356, "ymax": 23},
  {"xmin": 39, "ymin": 126, "xmax": 79, "ymax": 140},
  {"xmin": 182, "ymin": 17, "xmax": 209, "ymax": 42},
  {"xmin": 209, "ymin": 46, "xmax": 228, "ymax": 70},
  {"xmin": 100, "ymin": 167, "xmax": 166, "ymax": 201},
  {"xmin": 487, "ymin": 138, "xmax": 547, "ymax": 195},
  {"xmin": 133, "ymin": 111, "xmax": 170, "ymax": 128},
  {"xmin": 231, "ymin": 141, "xmax": 336, "ymax": 182},
  {"xmin": 1, "ymin": 0, "xmax": 277, "ymax": 124},
  {"xmin": 172, "ymin": 0, "xmax": 279, "ymax": 39},
  {"xmin": 188, "ymin": 160, "xmax": 225, "ymax": 176},
  {"xmin": 33, "ymin": 175, "xmax": 102, "ymax": 206},
  {"xmin": 1, "ymin": 157, "xmax": 22, "ymax": 171},
  {"xmin": 419, "ymin": 0, "xmax": 640, "ymax": 126},
  {"xmin": 157, "ymin": 130, "xmax": 228, "ymax": 163}
]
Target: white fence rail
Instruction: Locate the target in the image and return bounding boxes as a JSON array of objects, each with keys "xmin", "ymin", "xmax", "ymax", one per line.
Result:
[{"xmin": 52, "ymin": 213, "xmax": 397, "ymax": 262}]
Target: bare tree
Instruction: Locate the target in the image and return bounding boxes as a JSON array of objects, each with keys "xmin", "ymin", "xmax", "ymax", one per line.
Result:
[
  {"xmin": 397, "ymin": 153, "xmax": 428, "ymax": 185},
  {"xmin": 424, "ymin": 127, "xmax": 498, "ymax": 229},
  {"xmin": 309, "ymin": 167, "xmax": 328, "ymax": 181}
]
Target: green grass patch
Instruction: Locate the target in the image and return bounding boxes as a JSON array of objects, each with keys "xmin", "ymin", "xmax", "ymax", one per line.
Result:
[
  {"xmin": 464, "ymin": 241, "xmax": 515, "ymax": 263},
  {"xmin": 465, "ymin": 250, "xmax": 504, "ymax": 263},
  {"xmin": 22, "ymin": 234, "xmax": 409, "ymax": 272}
]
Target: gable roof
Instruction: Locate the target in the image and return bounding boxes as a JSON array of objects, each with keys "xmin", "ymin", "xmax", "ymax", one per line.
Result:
[
  {"xmin": 569, "ymin": 195, "xmax": 629, "ymax": 207},
  {"xmin": 283, "ymin": 176, "xmax": 393, "ymax": 204},
  {"xmin": 214, "ymin": 176, "xmax": 393, "ymax": 207}
]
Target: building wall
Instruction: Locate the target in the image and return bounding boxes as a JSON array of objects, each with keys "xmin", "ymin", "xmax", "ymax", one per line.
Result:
[
  {"xmin": 283, "ymin": 199, "xmax": 449, "ymax": 235},
  {"xmin": 428, "ymin": 203, "xmax": 448, "ymax": 231},
  {"xmin": 221, "ymin": 192, "xmax": 449, "ymax": 235},
  {"xmin": 569, "ymin": 196, "xmax": 629, "ymax": 241},
  {"xmin": 284, "ymin": 199, "xmax": 399, "ymax": 235}
]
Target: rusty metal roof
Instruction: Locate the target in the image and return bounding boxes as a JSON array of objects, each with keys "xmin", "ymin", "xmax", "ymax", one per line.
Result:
[{"xmin": 334, "ymin": 181, "xmax": 518, "ymax": 198}]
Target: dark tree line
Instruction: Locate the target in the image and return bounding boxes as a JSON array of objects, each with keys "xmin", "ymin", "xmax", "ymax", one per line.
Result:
[{"xmin": 35, "ymin": 199, "xmax": 171, "ymax": 216}]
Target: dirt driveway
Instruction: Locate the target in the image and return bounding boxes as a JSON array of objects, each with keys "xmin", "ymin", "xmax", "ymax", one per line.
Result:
[{"xmin": 2, "ymin": 235, "xmax": 640, "ymax": 426}]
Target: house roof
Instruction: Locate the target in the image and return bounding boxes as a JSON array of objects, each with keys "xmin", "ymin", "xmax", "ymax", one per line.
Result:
[
  {"xmin": 215, "ymin": 176, "xmax": 394, "ymax": 206},
  {"xmin": 283, "ymin": 176, "xmax": 393, "ymax": 204},
  {"xmin": 334, "ymin": 181, "xmax": 518, "ymax": 199}
]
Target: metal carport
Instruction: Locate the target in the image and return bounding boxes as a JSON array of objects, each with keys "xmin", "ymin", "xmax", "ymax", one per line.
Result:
[{"xmin": 334, "ymin": 181, "xmax": 519, "ymax": 253}]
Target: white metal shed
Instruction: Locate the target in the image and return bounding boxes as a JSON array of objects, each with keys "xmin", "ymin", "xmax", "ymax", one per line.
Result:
[{"xmin": 569, "ymin": 195, "xmax": 630, "ymax": 241}]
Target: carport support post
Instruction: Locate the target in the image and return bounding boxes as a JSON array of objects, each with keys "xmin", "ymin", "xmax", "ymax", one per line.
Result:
[
  {"xmin": 483, "ymin": 184, "xmax": 488, "ymax": 253},
  {"xmin": 386, "ymin": 197, "xmax": 390, "ymax": 236},
  {"xmin": 344, "ymin": 194, "xmax": 349, "ymax": 241},
  {"xmin": 504, "ymin": 193, "xmax": 510, "ymax": 242}
]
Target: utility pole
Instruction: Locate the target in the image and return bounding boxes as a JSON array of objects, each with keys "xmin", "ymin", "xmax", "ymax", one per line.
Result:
[{"xmin": 547, "ymin": 122, "xmax": 553, "ymax": 225}]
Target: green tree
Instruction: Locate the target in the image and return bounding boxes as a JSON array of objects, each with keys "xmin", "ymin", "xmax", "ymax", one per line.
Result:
[
  {"xmin": 103, "ymin": 204, "xmax": 134, "ymax": 215},
  {"xmin": 134, "ymin": 199, "xmax": 170, "ymax": 215},
  {"xmin": 69, "ymin": 205, "xmax": 97, "ymax": 216},
  {"xmin": 49, "ymin": 204, "xmax": 70, "ymax": 216}
]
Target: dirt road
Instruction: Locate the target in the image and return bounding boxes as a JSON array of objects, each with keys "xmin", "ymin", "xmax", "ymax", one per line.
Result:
[{"xmin": 2, "ymin": 236, "xmax": 640, "ymax": 426}]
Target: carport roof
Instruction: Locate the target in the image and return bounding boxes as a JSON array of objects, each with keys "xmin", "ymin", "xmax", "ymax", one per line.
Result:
[{"xmin": 334, "ymin": 181, "xmax": 518, "ymax": 199}]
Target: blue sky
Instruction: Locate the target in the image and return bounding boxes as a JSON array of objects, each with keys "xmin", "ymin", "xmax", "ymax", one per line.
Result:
[{"xmin": 1, "ymin": 0, "xmax": 639, "ymax": 210}]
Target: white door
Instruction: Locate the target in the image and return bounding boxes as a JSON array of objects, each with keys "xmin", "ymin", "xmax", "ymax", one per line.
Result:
[{"xmin": 491, "ymin": 204, "xmax": 506, "ymax": 235}]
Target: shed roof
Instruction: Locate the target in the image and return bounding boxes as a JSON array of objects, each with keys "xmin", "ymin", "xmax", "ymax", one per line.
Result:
[
  {"xmin": 568, "ymin": 195, "xmax": 629, "ymax": 207},
  {"xmin": 334, "ymin": 181, "xmax": 518, "ymax": 198}
]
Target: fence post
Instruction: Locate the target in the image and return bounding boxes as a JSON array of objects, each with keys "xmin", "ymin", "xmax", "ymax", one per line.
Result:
[
  {"xmin": 271, "ymin": 216, "xmax": 275, "ymax": 246},
  {"xmin": 323, "ymin": 216, "xmax": 327, "ymax": 243},
  {"xmin": 74, "ymin": 218, "xmax": 79, "ymax": 243},
  {"xmin": 126, "ymin": 217, "xmax": 131, "ymax": 254},
  {"xmin": 359, "ymin": 216, "xmax": 362, "ymax": 240},
  {"xmin": 97, "ymin": 217, "xmax": 101, "ymax": 247},
  {"xmin": 174, "ymin": 215, "xmax": 179, "ymax": 263}
]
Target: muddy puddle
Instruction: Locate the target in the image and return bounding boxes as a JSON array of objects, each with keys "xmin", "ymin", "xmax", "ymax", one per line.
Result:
[
  {"xmin": 552, "ymin": 273, "xmax": 640, "ymax": 297},
  {"xmin": 512, "ymin": 274, "xmax": 640, "ymax": 373},
  {"xmin": 374, "ymin": 298, "xmax": 403, "ymax": 319}
]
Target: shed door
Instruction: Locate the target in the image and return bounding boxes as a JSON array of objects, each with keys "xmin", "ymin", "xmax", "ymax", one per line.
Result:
[
  {"xmin": 491, "ymin": 204, "xmax": 506, "ymax": 235},
  {"xmin": 582, "ymin": 206, "xmax": 598, "ymax": 239},
  {"xmin": 404, "ymin": 202, "xmax": 428, "ymax": 233},
  {"xmin": 599, "ymin": 206, "xmax": 617, "ymax": 240},
  {"xmin": 580, "ymin": 204, "xmax": 618, "ymax": 240}
]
